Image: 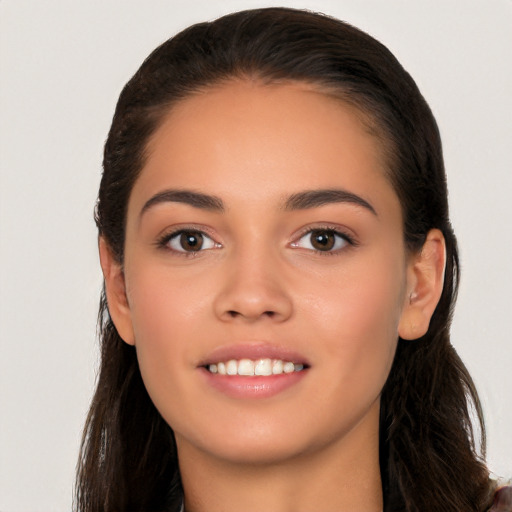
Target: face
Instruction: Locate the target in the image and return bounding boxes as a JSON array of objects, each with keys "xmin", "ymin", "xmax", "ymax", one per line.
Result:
[{"xmin": 112, "ymin": 81, "xmax": 415, "ymax": 465}]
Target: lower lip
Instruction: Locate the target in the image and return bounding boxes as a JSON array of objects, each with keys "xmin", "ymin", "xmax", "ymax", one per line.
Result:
[{"xmin": 199, "ymin": 367, "xmax": 308, "ymax": 399}]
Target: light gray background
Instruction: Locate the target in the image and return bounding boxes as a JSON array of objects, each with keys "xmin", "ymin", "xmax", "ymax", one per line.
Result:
[{"xmin": 1, "ymin": 0, "xmax": 510, "ymax": 510}]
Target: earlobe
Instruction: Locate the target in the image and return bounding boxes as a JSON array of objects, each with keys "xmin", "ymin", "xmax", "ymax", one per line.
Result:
[
  {"xmin": 398, "ymin": 229, "xmax": 446, "ymax": 341},
  {"xmin": 98, "ymin": 237, "xmax": 136, "ymax": 346}
]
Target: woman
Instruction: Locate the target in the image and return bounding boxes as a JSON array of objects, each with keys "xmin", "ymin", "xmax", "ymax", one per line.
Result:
[{"xmin": 75, "ymin": 7, "xmax": 510, "ymax": 512}]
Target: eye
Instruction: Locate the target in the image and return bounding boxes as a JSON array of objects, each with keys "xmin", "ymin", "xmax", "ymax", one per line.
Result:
[
  {"xmin": 292, "ymin": 229, "xmax": 351, "ymax": 253},
  {"xmin": 166, "ymin": 230, "xmax": 218, "ymax": 253}
]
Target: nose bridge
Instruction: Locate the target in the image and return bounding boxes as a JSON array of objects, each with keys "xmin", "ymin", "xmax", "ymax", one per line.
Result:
[{"xmin": 213, "ymin": 238, "xmax": 293, "ymax": 322}]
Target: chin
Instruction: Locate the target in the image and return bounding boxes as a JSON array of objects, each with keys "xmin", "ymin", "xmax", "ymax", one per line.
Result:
[
  {"xmin": 174, "ymin": 417, "xmax": 343, "ymax": 467},
  {"xmin": 202, "ymin": 438, "xmax": 311, "ymax": 466}
]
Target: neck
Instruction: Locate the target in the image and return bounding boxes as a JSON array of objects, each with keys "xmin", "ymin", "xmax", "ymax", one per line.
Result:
[{"xmin": 177, "ymin": 408, "xmax": 383, "ymax": 512}]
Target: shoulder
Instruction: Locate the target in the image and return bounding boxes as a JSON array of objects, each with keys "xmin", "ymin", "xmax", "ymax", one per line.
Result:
[{"xmin": 489, "ymin": 486, "xmax": 512, "ymax": 512}]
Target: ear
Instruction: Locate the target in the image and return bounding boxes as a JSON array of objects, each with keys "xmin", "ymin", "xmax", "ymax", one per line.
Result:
[
  {"xmin": 398, "ymin": 229, "xmax": 446, "ymax": 341},
  {"xmin": 98, "ymin": 237, "xmax": 135, "ymax": 345}
]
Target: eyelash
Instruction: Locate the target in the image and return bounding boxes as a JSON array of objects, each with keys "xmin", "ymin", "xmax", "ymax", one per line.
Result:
[
  {"xmin": 156, "ymin": 227, "xmax": 220, "ymax": 257},
  {"xmin": 155, "ymin": 225, "xmax": 357, "ymax": 257},
  {"xmin": 291, "ymin": 226, "xmax": 357, "ymax": 256}
]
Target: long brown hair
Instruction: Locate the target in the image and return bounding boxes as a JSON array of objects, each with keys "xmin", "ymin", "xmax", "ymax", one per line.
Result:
[{"xmin": 76, "ymin": 8, "xmax": 495, "ymax": 511}]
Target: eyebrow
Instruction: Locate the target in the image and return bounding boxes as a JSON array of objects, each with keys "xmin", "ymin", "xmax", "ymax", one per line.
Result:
[
  {"xmin": 139, "ymin": 187, "xmax": 376, "ymax": 218},
  {"xmin": 283, "ymin": 189, "xmax": 377, "ymax": 215},
  {"xmin": 140, "ymin": 189, "xmax": 225, "ymax": 218}
]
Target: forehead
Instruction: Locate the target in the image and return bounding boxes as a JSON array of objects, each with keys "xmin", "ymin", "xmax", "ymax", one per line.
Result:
[{"xmin": 131, "ymin": 80, "xmax": 399, "ymax": 217}]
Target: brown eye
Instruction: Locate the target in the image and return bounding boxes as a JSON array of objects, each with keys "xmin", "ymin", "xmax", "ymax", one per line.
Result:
[
  {"xmin": 180, "ymin": 232, "xmax": 204, "ymax": 251},
  {"xmin": 166, "ymin": 230, "xmax": 217, "ymax": 253},
  {"xmin": 292, "ymin": 228, "xmax": 350, "ymax": 253},
  {"xmin": 310, "ymin": 230, "xmax": 336, "ymax": 251}
]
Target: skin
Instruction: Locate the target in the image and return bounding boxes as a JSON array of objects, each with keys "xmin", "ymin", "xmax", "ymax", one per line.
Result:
[{"xmin": 100, "ymin": 80, "xmax": 446, "ymax": 512}]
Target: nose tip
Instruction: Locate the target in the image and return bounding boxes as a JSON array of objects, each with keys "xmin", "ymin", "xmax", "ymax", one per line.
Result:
[{"xmin": 213, "ymin": 266, "xmax": 293, "ymax": 323}]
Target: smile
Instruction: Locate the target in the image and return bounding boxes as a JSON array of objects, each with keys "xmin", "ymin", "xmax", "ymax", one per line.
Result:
[{"xmin": 207, "ymin": 358, "xmax": 305, "ymax": 376}]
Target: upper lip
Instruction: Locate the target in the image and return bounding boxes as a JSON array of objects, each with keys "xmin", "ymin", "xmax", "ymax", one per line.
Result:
[{"xmin": 198, "ymin": 342, "xmax": 310, "ymax": 367}]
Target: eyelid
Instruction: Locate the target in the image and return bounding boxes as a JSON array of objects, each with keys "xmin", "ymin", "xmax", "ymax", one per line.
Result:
[
  {"xmin": 155, "ymin": 225, "xmax": 222, "ymax": 254},
  {"xmin": 290, "ymin": 224, "xmax": 357, "ymax": 253}
]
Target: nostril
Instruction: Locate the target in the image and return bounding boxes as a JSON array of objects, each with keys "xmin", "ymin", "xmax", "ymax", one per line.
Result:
[{"xmin": 225, "ymin": 309, "xmax": 276, "ymax": 319}]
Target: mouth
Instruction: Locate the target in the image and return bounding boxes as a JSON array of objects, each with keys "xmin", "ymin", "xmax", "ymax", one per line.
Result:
[
  {"xmin": 204, "ymin": 358, "xmax": 306, "ymax": 376},
  {"xmin": 198, "ymin": 343, "xmax": 310, "ymax": 398}
]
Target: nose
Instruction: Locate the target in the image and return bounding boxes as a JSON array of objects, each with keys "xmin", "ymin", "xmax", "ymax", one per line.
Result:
[{"xmin": 213, "ymin": 248, "xmax": 293, "ymax": 323}]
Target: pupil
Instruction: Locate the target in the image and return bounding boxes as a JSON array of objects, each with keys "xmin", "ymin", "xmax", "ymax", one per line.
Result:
[
  {"xmin": 180, "ymin": 232, "xmax": 203, "ymax": 251},
  {"xmin": 312, "ymin": 230, "xmax": 335, "ymax": 251}
]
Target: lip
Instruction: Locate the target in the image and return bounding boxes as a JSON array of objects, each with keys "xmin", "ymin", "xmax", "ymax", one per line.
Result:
[
  {"xmin": 199, "ymin": 367, "xmax": 308, "ymax": 399},
  {"xmin": 197, "ymin": 342, "xmax": 310, "ymax": 399},
  {"xmin": 198, "ymin": 342, "xmax": 309, "ymax": 366}
]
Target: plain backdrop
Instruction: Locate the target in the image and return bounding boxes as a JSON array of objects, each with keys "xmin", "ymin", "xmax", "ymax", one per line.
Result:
[{"xmin": 1, "ymin": 0, "xmax": 511, "ymax": 510}]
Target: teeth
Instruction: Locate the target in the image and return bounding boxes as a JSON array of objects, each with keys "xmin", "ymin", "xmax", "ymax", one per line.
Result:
[
  {"xmin": 272, "ymin": 359, "xmax": 283, "ymax": 374},
  {"xmin": 238, "ymin": 359, "xmax": 255, "ymax": 376},
  {"xmin": 226, "ymin": 360, "xmax": 238, "ymax": 375},
  {"xmin": 207, "ymin": 358, "xmax": 305, "ymax": 376},
  {"xmin": 283, "ymin": 362, "xmax": 295, "ymax": 373},
  {"xmin": 254, "ymin": 358, "xmax": 272, "ymax": 376}
]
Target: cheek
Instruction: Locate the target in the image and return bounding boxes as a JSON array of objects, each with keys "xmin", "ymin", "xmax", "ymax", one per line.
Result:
[
  {"xmin": 124, "ymin": 267, "xmax": 194, "ymax": 399},
  {"xmin": 303, "ymin": 254, "xmax": 406, "ymax": 391},
  {"xmin": 123, "ymin": 259, "xmax": 225, "ymax": 410},
  {"xmin": 127, "ymin": 259, "xmax": 210, "ymax": 340}
]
